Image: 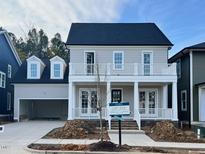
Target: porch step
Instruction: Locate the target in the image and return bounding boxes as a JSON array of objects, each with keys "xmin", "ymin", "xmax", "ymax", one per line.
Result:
[{"xmin": 110, "ymin": 120, "xmax": 139, "ymax": 130}]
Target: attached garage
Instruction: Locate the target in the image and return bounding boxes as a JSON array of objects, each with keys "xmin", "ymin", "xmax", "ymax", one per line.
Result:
[
  {"xmin": 19, "ymin": 99, "xmax": 68, "ymax": 120},
  {"xmin": 13, "ymin": 84, "xmax": 69, "ymax": 121}
]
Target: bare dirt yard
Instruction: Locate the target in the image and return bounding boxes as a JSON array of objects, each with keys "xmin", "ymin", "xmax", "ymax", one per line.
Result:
[
  {"xmin": 143, "ymin": 121, "xmax": 205, "ymax": 143},
  {"xmin": 43, "ymin": 120, "xmax": 110, "ymax": 140}
]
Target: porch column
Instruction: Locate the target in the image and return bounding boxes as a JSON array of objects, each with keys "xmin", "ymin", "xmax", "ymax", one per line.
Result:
[
  {"xmin": 68, "ymin": 82, "xmax": 73, "ymax": 120},
  {"xmin": 162, "ymin": 84, "xmax": 168, "ymax": 108},
  {"xmin": 134, "ymin": 82, "xmax": 139, "ymax": 120},
  {"xmin": 172, "ymin": 81, "xmax": 178, "ymax": 121},
  {"xmin": 106, "ymin": 82, "xmax": 111, "ymax": 129}
]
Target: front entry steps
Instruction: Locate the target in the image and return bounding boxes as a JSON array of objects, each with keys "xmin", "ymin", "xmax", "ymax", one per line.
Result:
[{"xmin": 110, "ymin": 120, "xmax": 139, "ymax": 130}]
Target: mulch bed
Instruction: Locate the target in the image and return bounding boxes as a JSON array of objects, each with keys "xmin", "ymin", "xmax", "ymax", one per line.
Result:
[
  {"xmin": 29, "ymin": 142, "xmax": 133, "ymax": 152},
  {"xmin": 143, "ymin": 121, "xmax": 205, "ymax": 143},
  {"xmin": 28, "ymin": 143, "xmax": 205, "ymax": 153},
  {"xmin": 43, "ymin": 120, "xmax": 110, "ymax": 140}
]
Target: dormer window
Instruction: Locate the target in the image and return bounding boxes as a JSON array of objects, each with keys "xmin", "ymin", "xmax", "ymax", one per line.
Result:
[
  {"xmin": 30, "ymin": 63, "xmax": 37, "ymax": 78},
  {"xmin": 27, "ymin": 55, "xmax": 45, "ymax": 79},
  {"xmin": 54, "ymin": 63, "xmax": 61, "ymax": 78},
  {"xmin": 50, "ymin": 56, "xmax": 67, "ymax": 79}
]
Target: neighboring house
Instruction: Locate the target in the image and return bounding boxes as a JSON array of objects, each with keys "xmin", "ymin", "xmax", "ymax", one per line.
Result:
[
  {"xmin": 0, "ymin": 29, "xmax": 21, "ymax": 118},
  {"xmin": 13, "ymin": 23, "xmax": 178, "ymax": 130},
  {"xmin": 169, "ymin": 42, "xmax": 205, "ymax": 123}
]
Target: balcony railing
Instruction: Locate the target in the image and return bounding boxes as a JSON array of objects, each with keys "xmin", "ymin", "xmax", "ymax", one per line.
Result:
[{"xmin": 69, "ymin": 63, "xmax": 176, "ymax": 76}]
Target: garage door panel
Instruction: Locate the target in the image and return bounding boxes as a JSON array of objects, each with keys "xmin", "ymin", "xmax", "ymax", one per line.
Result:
[{"xmin": 19, "ymin": 99, "xmax": 68, "ymax": 121}]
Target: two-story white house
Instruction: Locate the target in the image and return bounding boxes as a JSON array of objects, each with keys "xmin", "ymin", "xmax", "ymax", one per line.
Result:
[
  {"xmin": 66, "ymin": 23, "xmax": 178, "ymax": 129},
  {"xmin": 13, "ymin": 23, "xmax": 178, "ymax": 130}
]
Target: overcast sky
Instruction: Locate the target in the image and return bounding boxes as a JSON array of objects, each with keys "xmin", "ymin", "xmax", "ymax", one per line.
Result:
[{"xmin": 1, "ymin": 0, "xmax": 205, "ymax": 57}]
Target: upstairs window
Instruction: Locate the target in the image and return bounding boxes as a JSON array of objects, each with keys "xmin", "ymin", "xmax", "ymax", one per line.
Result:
[
  {"xmin": 176, "ymin": 59, "xmax": 181, "ymax": 79},
  {"xmin": 54, "ymin": 63, "xmax": 61, "ymax": 78},
  {"xmin": 30, "ymin": 63, "xmax": 37, "ymax": 78},
  {"xmin": 8, "ymin": 64, "xmax": 12, "ymax": 78},
  {"xmin": 113, "ymin": 51, "xmax": 124, "ymax": 70},
  {"xmin": 0, "ymin": 72, "xmax": 6, "ymax": 88}
]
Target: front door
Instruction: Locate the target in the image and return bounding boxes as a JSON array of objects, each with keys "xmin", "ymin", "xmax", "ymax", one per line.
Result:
[
  {"xmin": 80, "ymin": 89, "xmax": 97, "ymax": 116},
  {"xmin": 139, "ymin": 89, "xmax": 157, "ymax": 117},
  {"xmin": 85, "ymin": 52, "xmax": 95, "ymax": 74},
  {"xmin": 111, "ymin": 89, "xmax": 122, "ymax": 102}
]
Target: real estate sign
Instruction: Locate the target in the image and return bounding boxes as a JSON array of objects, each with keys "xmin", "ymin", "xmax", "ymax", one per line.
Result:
[{"xmin": 109, "ymin": 102, "xmax": 130, "ymax": 116}]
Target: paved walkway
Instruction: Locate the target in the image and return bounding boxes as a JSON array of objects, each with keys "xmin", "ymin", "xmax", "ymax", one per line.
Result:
[
  {"xmin": 34, "ymin": 131, "xmax": 205, "ymax": 150},
  {"xmin": 109, "ymin": 132, "xmax": 205, "ymax": 149},
  {"xmin": 0, "ymin": 120, "xmax": 65, "ymax": 154}
]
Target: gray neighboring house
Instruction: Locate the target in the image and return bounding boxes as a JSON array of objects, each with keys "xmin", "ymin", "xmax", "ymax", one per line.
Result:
[
  {"xmin": 13, "ymin": 23, "xmax": 178, "ymax": 130},
  {"xmin": 169, "ymin": 42, "xmax": 205, "ymax": 123}
]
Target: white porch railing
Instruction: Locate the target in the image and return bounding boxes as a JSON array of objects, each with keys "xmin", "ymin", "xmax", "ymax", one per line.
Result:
[
  {"xmin": 73, "ymin": 108, "xmax": 107, "ymax": 119},
  {"xmin": 72, "ymin": 108, "xmax": 173, "ymax": 120},
  {"xmin": 139, "ymin": 108, "xmax": 173, "ymax": 119},
  {"xmin": 69, "ymin": 63, "xmax": 176, "ymax": 76}
]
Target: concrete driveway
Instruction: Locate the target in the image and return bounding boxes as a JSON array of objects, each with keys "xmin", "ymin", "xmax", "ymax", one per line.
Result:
[{"xmin": 0, "ymin": 120, "xmax": 65, "ymax": 154}]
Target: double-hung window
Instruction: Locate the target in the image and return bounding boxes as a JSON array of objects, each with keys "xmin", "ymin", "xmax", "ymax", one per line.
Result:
[
  {"xmin": 0, "ymin": 72, "xmax": 6, "ymax": 88},
  {"xmin": 113, "ymin": 51, "xmax": 124, "ymax": 70},
  {"xmin": 181, "ymin": 90, "xmax": 187, "ymax": 111},
  {"xmin": 177, "ymin": 59, "xmax": 181, "ymax": 79},
  {"xmin": 30, "ymin": 63, "xmax": 37, "ymax": 78},
  {"xmin": 8, "ymin": 65, "xmax": 12, "ymax": 78},
  {"xmin": 54, "ymin": 63, "xmax": 61, "ymax": 78}
]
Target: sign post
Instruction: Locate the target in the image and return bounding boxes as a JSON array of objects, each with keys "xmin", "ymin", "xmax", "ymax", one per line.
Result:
[{"xmin": 109, "ymin": 102, "xmax": 130, "ymax": 148}]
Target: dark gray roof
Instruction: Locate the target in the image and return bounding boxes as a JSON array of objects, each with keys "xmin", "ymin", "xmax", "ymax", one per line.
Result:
[
  {"xmin": 12, "ymin": 59, "xmax": 68, "ymax": 84},
  {"xmin": 169, "ymin": 42, "xmax": 205, "ymax": 63},
  {"xmin": 66, "ymin": 23, "xmax": 173, "ymax": 46},
  {"xmin": 187, "ymin": 42, "xmax": 205, "ymax": 49}
]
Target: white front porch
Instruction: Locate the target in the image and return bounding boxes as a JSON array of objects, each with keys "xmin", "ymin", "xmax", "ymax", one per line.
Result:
[{"xmin": 68, "ymin": 81, "xmax": 178, "ymax": 130}]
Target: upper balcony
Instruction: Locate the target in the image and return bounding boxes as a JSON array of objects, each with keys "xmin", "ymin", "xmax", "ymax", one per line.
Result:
[{"xmin": 69, "ymin": 63, "xmax": 177, "ymax": 77}]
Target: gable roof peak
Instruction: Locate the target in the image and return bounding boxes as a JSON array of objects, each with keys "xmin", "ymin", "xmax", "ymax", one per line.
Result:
[
  {"xmin": 50, "ymin": 55, "xmax": 66, "ymax": 64},
  {"xmin": 27, "ymin": 55, "xmax": 45, "ymax": 66}
]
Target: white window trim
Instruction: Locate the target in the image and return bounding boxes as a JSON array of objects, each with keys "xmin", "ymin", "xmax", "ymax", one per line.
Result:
[
  {"xmin": 141, "ymin": 51, "xmax": 153, "ymax": 75},
  {"xmin": 79, "ymin": 88, "xmax": 98, "ymax": 116},
  {"xmin": 8, "ymin": 64, "xmax": 12, "ymax": 78},
  {"xmin": 84, "ymin": 51, "xmax": 96, "ymax": 64},
  {"xmin": 0, "ymin": 71, "xmax": 6, "ymax": 88},
  {"xmin": 27, "ymin": 62, "xmax": 40, "ymax": 79},
  {"xmin": 51, "ymin": 62, "xmax": 64, "ymax": 79},
  {"xmin": 181, "ymin": 90, "xmax": 187, "ymax": 111},
  {"xmin": 113, "ymin": 51, "xmax": 124, "ymax": 70}
]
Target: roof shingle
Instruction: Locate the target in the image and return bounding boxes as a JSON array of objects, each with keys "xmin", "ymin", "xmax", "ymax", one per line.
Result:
[{"xmin": 66, "ymin": 23, "xmax": 173, "ymax": 46}]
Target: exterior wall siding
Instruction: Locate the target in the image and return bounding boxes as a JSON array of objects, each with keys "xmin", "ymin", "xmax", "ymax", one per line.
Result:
[
  {"xmin": 177, "ymin": 54, "xmax": 190, "ymax": 121},
  {"xmin": 192, "ymin": 51, "xmax": 205, "ymax": 121},
  {"xmin": 13, "ymin": 84, "xmax": 68, "ymax": 119},
  {"xmin": 0, "ymin": 33, "xmax": 20, "ymax": 115},
  {"xmin": 70, "ymin": 46, "xmax": 168, "ymax": 64}
]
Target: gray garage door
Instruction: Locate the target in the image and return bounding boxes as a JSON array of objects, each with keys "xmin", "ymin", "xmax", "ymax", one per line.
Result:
[{"xmin": 19, "ymin": 99, "xmax": 68, "ymax": 121}]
